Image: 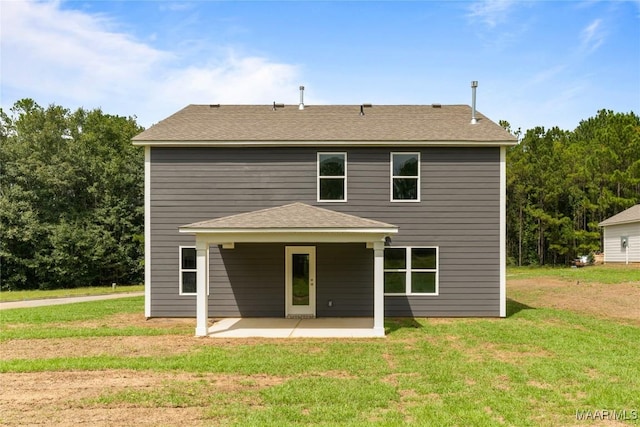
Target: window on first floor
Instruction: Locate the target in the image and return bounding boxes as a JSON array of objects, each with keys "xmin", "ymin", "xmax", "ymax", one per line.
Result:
[
  {"xmin": 384, "ymin": 247, "xmax": 438, "ymax": 295},
  {"xmin": 318, "ymin": 152, "xmax": 346, "ymax": 201},
  {"xmin": 179, "ymin": 246, "xmax": 197, "ymax": 295},
  {"xmin": 391, "ymin": 152, "xmax": 420, "ymax": 201}
]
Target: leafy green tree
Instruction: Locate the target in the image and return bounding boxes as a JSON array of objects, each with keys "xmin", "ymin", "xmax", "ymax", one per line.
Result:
[
  {"xmin": 505, "ymin": 110, "xmax": 639, "ymax": 266},
  {"xmin": 0, "ymin": 100, "xmax": 144, "ymax": 290}
]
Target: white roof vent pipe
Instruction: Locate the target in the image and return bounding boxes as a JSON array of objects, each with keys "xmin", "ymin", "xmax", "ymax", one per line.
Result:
[
  {"xmin": 299, "ymin": 85, "xmax": 305, "ymax": 110},
  {"xmin": 470, "ymin": 80, "xmax": 478, "ymax": 124}
]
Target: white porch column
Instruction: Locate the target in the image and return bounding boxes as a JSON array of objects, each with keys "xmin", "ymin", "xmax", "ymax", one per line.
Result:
[
  {"xmin": 195, "ymin": 237, "xmax": 209, "ymax": 337},
  {"xmin": 372, "ymin": 241, "xmax": 385, "ymax": 336}
]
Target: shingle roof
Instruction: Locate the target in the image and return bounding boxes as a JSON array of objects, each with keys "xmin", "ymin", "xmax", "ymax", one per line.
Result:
[
  {"xmin": 599, "ymin": 205, "xmax": 640, "ymax": 227},
  {"xmin": 180, "ymin": 203, "xmax": 397, "ymax": 231},
  {"xmin": 133, "ymin": 104, "xmax": 517, "ymax": 145}
]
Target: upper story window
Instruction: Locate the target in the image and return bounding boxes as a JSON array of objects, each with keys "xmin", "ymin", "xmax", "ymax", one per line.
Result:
[
  {"xmin": 179, "ymin": 246, "xmax": 197, "ymax": 295},
  {"xmin": 391, "ymin": 152, "xmax": 420, "ymax": 201},
  {"xmin": 318, "ymin": 153, "xmax": 347, "ymax": 202},
  {"xmin": 384, "ymin": 247, "xmax": 438, "ymax": 295}
]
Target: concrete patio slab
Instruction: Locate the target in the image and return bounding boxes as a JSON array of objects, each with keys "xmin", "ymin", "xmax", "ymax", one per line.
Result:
[
  {"xmin": 208, "ymin": 318, "xmax": 299, "ymax": 338},
  {"xmin": 207, "ymin": 317, "xmax": 383, "ymax": 338}
]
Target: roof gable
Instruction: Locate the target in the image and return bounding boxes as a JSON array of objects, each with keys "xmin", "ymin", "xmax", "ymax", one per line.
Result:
[
  {"xmin": 133, "ymin": 104, "xmax": 517, "ymax": 146},
  {"xmin": 180, "ymin": 203, "xmax": 397, "ymax": 231},
  {"xmin": 599, "ymin": 204, "xmax": 640, "ymax": 227}
]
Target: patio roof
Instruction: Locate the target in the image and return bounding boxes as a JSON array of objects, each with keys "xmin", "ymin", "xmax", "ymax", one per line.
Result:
[
  {"xmin": 179, "ymin": 203, "xmax": 398, "ymax": 242},
  {"xmin": 185, "ymin": 203, "xmax": 393, "ymax": 336}
]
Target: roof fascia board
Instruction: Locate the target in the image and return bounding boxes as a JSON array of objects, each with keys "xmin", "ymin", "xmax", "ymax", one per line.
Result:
[
  {"xmin": 177, "ymin": 230, "xmax": 397, "ymax": 244},
  {"xmin": 599, "ymin": 219, "xmax": 639, "ymax": 227},
  {"xmin": 133, "ymin": 140, "xmax": 518, "ymax": 147},
  {"xmin": 179, "ymin": 227, "xmax": 399, "ymax": 235}
]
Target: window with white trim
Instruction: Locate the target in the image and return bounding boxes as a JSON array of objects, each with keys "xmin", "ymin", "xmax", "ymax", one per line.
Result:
[
  {"xmin": 384, "ymin": 247, "xmax": 438, "ymax": 295},
  {"xmin": 391, "ymin": 152, "xmax": 420, "ymax": 201},
  {"xmin": 179, "ymin": 246, "xmax": 197, "ymax": 295},
  {"xmin": 318, "ymin": 152, "xmax": 346, "ymax": 202}
]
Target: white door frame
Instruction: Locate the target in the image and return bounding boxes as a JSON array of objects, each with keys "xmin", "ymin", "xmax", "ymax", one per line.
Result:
[{"xmin": 285, "ymin": 246, "xmax": 316, "ymax": 318}]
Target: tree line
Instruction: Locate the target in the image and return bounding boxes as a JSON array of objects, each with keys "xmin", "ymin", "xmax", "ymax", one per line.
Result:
[
  {"xmin": 1, "ymin": 99, "xmax": 144, "ymax": 290},
  {"xmin": 504, "ymin": 109, "xmax": 639, "ymax": 266},
  {"xmin": 1, "ymin": 100, "xmax": 638, "ymax": 290}
]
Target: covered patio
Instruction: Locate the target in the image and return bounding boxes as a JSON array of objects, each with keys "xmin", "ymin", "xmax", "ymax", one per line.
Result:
[
  {"xmin": 207, "ymin": 317, "xmax": 380, "ymax": 338},
  {"xmin": 178, "ymin": 203, "xmax": 398, "ymax": 338}
]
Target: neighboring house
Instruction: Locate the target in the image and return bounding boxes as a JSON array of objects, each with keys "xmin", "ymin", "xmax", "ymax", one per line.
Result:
[
  {"xmin": 599, "ymin": 205, "xmax": 640, "ymax": 264},
  {"xmin": 132, "ymin": 98, "xmax": 517, "ymax": 336}
]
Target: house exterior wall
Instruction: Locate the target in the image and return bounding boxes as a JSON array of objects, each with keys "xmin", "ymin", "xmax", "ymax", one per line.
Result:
[
  {"xmin": 602, "ymin": 223, "xmax": 640, "ymax": 263},
  {"xmin": 203, "ymin": 243, "xmax": 373, "ymax": 317},
  {"xmin": 149, "ymin": 146, "xmax": 501, "ymax": 317}
]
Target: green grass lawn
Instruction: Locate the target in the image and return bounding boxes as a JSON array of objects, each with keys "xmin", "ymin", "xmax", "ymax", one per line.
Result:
[
  {"xmin": 0, "ymin": 284, "xmax": 144, "ymax": 302},
  {"xmin": 1, "ymin": 290, "xmax": 639, "ymax": 426},
  {"xmin": 507, "ymin": 264, "xmax": 640, "ymax": 284},
  {"xmin": 0, "ymin": 297, "xmax": 192, "ymax": 340}
]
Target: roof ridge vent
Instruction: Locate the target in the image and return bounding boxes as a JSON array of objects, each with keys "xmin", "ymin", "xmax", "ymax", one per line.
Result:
[{"xmin": 272, "ymin": 102, "xmax": 285, "ymax": 111}]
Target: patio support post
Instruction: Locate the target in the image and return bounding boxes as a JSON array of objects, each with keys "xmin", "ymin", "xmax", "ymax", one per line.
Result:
[
  {"xmin": 195, "ymin": 237, "xmax": 209, "ymax": 337},
  {"xmin": 372, "ymin": 241, "xmax": 385, "ymax": 336}
]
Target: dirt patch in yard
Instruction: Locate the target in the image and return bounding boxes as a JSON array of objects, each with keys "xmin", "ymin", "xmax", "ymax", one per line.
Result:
[
  {"xmin": 508, "ymin": 278, "xmax": 640, "ymax": 325},
  {"xmin": 67, "ymin": 312, "xmax": 195, "ymax": 331},
  {"xmin": 0, "ymin": 370, "xmax": 284, "ymax": 426},
  {"xmin": 0, "ymin": 335, "xmax": 201, "ymax": 360}
]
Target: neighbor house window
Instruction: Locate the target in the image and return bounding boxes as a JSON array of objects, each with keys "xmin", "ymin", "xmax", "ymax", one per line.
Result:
[
  {"xmin": 179, "ymin": 246, "xmax": 197, "ymax": 295},
  {"xmin": 318, "ymin": 152, "xmax": 346, "ymax": 201},
  {"xmin": 391, "ymin": 152, "xmax": 420, "ymax": 201},
  {"xmin": 384, "ymin": 247, "xmax": 438, "ymax": 295}
]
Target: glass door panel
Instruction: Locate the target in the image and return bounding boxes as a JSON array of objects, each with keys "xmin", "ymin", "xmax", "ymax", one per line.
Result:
[
  {"xmin": 292, "ymin": 254, "xmax": 310, "ymax": 306},
  {"xmin": 285, "ymin": 247, "xmax": 316, "ymax": 318}
]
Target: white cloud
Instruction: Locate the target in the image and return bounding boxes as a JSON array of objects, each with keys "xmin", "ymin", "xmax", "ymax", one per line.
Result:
[
  {"xmin": 0, "ymin": 0, "xmax": 300, "ymax": 126},
  {"xmin": 467, "ymin": 0, "xmax": 517, "ymax": 28},
  {"xmin": 527, "ymin": 65, "xmax": 568, "ymax": 87},
  {"xmin": 580, "ymin": 19, "xmax": 605, "ymax": 53},
  {"xmin": 158, "ymin": 56, "xmax": 299, "ymax": 104},
  {"xmin": 1, "ymin": 1, "xmax": 168, "ymax": 101},
  {"xmin": 465, "ymin": 0, "xmax": 532, "ymax": 51},
  {"xmin": 160, "ymin": 2, "xmax": 196, "ymax": 12},
  {"xmin": 143, "ymin": 54, "xmax": 301, "ymax": 125}
]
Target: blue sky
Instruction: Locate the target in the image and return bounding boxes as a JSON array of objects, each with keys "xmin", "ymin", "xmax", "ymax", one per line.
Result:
[{"xmin": 1, "ymin": 0, "xmax": 639, "ymax": 132}]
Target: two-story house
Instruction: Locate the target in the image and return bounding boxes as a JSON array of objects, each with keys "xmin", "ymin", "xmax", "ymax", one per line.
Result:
[{"xmin": 132, "ymin": 96, "xmax": 517, "ymax": 336}]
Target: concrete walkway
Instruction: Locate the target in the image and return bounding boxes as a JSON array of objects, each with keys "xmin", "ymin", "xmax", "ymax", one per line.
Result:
[
  {"xmin": 0, "ymin": 292, "xmax": 144, "ymax": 310},
  {"xmin": 207, "ymin": 317, "xmax": 384, "ymax": 338}
]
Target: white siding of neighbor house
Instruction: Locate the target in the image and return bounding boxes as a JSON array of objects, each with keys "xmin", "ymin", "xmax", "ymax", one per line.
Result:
[{"xmin": 603, "ymin": 222, "xmax": 640, "ymax": 263}]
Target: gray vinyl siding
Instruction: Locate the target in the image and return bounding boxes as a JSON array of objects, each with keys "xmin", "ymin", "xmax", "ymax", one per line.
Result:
[
  {"xmin": 211, "ymin": 244, "xmax": 284, "ymax": 317},
  {"xmin": 206, "ymin": 243, "xmax": 373, "ymax": 317},
  {"xmin": 316, "ymin": 244, "xmax": 373, "ymax": 317},
  {"xmin": 149, "ymin": 147, "xmax": 500, "ymax": 317}
]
